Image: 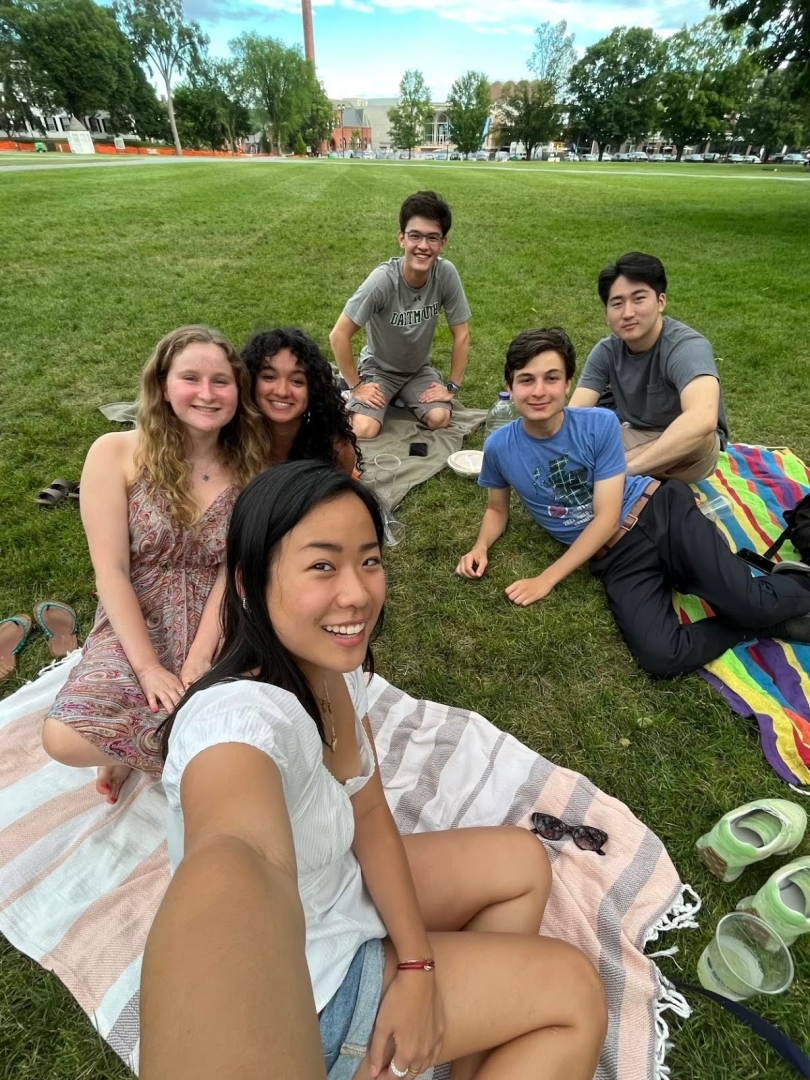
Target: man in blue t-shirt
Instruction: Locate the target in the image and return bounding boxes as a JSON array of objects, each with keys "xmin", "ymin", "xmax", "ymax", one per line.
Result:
[{"xmin": 456, "ymin": 327, "xmax": 810, "ymax": 678}]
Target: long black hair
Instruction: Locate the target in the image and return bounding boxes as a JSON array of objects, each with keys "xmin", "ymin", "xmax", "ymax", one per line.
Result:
[
  {"xmin": 241, "ymin": 327, "xmax": 361, "ymax": 470},
  {"xmin": 158, "ymin": 461, "xmax": 385, "ymax": 760}
]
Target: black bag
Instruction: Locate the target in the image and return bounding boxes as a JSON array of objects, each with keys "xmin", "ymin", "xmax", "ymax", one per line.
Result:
[{"xmin": 764, "ymin": 493, "xmax": 810, "ymax": 564}]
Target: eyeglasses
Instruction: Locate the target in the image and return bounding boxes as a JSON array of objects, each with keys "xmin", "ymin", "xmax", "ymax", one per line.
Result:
[
  {"xmin": 531, "ymin": 813, "xmax": 608, "ymax": 856},
  {"xmin": 404, "ymin": 230, "xmax": 444, "ymax": 247}
]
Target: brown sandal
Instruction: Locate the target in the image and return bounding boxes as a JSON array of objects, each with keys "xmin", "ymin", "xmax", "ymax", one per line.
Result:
[{"xmin": 33, "ymin": 601, "xmax": 79, "ymax": 658}]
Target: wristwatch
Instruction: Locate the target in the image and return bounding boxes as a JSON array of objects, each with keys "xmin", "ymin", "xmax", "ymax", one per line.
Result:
[{"xmin": 446, "ymin": 380, "xmax": 461, "ymax": 394}]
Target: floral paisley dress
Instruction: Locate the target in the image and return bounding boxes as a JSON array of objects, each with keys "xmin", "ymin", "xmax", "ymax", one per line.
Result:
[{"xmin": 46, "ymin": 473, "xmax": 235, "ymax": 775}]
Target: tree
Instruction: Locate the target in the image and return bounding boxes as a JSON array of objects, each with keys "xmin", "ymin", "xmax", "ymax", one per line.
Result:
[
  {"xmin": 446, "ymin": 70, "xmax": 490, "ymax": 155},
  {"xmin": 660, "ymin": 18, "xmax": 756, "ymax": 159},
  {"xmin": 527, "ymin": 20, "xmax": 576, "ymax": 99},
  {"xmin": 194, "ymin": 57, "xmax": 250, "ymax": 151},
  {"xmin": 737, "ymin": 66, "xmax": 809, "ymax": 156},
  {"xmin": 294, "ymin": 131, "xmax": 306, "ymax": 155},
  {"xmin": 115, "ymin": 0, "xmax": 206, "ymax": 155},
  {"xmin": 387, "ymin": 69, "xmax": 433, "ymax": 156},
  {"xmin": 495, "ymin": 79, "xmax": 561, "ymax": 160},
  {"xmin": 568, "ymin": 27, "xmax": 667, "ymax": 158},
  {"xmin": 230, "ymin": 33, "xmax": 312, "ymax": 153},
  {"xmin": 711, "ymin": 0, "xmax": 810, "ymax": 88},
  {"xmin": 0, "ymin": 38, "xmax": 44, "ymax": 133},
  {"xmin": 1, "ymin": 0, "xmax": 144, "ymax": 125},
  {"xmin": 298, "ymin": 83, "xmax": 333, "ymax": 150}
]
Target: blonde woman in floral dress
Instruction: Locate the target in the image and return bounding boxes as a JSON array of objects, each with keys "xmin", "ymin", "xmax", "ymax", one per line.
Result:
[{"xmin": 42, "ymin": 326, "xmax": 266, "ymax": 803}]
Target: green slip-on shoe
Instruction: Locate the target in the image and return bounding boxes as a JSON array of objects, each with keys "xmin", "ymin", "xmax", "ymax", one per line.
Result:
[
  {"xmin": 695, "ymin": 799, "xmax": 807, "ymax": 883},
  {"xmin": 737, "ymin": 856, "xmax": 810, "ymax": 946}
]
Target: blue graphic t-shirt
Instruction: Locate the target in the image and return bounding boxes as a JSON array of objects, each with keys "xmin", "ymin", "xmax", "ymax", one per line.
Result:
[{"xmin": 478, "ymin": 408, "xmax": 652, "ymax": 546}]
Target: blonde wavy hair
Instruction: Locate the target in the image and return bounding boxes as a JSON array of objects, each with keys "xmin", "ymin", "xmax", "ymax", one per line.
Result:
[{"xmin": 135, "ymin": 325, "xmax": 269, "ymax": 527}]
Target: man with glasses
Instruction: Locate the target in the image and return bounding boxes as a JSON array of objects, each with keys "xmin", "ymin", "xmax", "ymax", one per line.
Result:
[{"xmin": 330, "ymin": 190, "xmax": 471, "ymax": 440}]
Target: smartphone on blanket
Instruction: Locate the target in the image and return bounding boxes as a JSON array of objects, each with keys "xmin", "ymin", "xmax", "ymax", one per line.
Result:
[{"xmin": 736, "ymin": 547, "xmax": 777, "ymax": 574}]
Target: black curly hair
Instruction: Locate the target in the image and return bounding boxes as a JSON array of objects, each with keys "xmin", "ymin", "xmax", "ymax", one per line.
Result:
[{"xmin": 241, "ymin": 327, "xmax": 361, "ymax": 471}]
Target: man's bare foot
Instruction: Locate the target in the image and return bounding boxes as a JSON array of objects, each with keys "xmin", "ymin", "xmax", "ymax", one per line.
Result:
[{"xmin": 96, "ymin": 763, "xmax": 132, "ymax": 804}]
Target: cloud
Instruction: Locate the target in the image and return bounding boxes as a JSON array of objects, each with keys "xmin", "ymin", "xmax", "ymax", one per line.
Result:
[
  {"xmin": 184, "ymin": 0, "xmax": 282, "ymax": 22},
  {"xmin": 342, "ymin": 0, "xmax": 375, "ymax": 10}
]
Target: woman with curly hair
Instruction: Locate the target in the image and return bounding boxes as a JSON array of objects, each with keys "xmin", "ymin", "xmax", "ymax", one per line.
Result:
[
  {"xmin": 241, "ymin": 327, "xmax": 360, "ymax": 474},
  {"xmin": 42, "ymin": 325, "xmax": 267, "ymax": 802}
]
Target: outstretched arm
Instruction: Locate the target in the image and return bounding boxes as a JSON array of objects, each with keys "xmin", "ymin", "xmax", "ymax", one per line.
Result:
[
  {"xmin": 455, "ymin": 486, "xmax": 511, "ymax": 579},
  {"xmin": 140, "ymin": 743, "xmax": 324, "ymax": 1080},
  {"xmin": 330, "ymin": 313, "xmax": 386, "ymax": 410}
]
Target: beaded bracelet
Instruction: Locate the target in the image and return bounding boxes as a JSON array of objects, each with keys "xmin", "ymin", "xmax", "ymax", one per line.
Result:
[{"xmin": 397, "ymin": 958, "xmax": 436, "ymax": 972}]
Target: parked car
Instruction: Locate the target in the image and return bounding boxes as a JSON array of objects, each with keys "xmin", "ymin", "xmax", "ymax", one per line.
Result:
[
  {"xmin": 475, "ymin": 150, "xmax": 489, "ymax": 160},
  {"xmin": 494, "ymin": 150, "xmax": 509, "ymax": 161},
  {"xmin": 740, "ymin": 154, "xmax": 760, "ymax": 164},
  {"xmin": 580, "ymin": 153, "xmax": 598, "ymax": 161},
  {"xmin": 629, "ymin": 150, "xmax": 648, "ymax": 161},
  {"xmin": 663, "ymin": 153, "xmax": 676, "ymax": 161},
  {"xmin": 647, "ymin": 153, "xmax": 665, "ymax": 161},
  {"xmin": 564, "ymin": 151, "xmax": 579, "ymax": 161},
  {"xmin": 612, "ymin": 152, "xmax": 631, "ymax": 161},
  {"xmin": 724, "ymin": 153, "xmax": 745, "ymax": 163},
  {"xmin": 703, "ymin": 152, "xmax": 721, "ymax": 162},
  {"xmin": 449, "ymin": 151, "xmax": 461, "ymax": 160},
  {"xmin": 782, "ymin": 153, "xmax": 806, "ymax": 164},
  {"xmin": 682, "ymin": 153, "xmax": 704, "ymax": 162}
]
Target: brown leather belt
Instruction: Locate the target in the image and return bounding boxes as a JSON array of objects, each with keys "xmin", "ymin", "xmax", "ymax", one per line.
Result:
[{"xmin": 592, "ymin": 479, "xmax": 661, "ymax": 560}]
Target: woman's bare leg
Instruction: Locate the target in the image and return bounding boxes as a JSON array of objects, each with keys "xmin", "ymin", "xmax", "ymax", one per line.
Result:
[
  {"xmin": 42, "ymin": 717, "xmax": 133, "ymax": 803},
  {"xmin": 402, "ymin": 827, "xmax": 552, "ymax": 935},
  {"xmin": 359, "ymin": 932, "xmax": 606, "ymax": 1080}
]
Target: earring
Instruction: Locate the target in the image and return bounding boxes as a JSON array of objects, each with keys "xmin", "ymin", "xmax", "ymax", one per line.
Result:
[{"xmin": 241, "ymin": 596, "xmax": 248, "ymax": 611}]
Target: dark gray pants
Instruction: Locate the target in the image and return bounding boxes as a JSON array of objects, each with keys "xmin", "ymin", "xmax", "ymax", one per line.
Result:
[{"xmin": 590, "ymin": 481, "xmax": 810, "ymax": 678}]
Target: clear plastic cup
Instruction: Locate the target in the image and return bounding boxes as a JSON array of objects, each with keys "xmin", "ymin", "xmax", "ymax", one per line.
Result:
[
  {"xmin": 696, "ymin": 912, "xmax": 793, "ymax": 1001},
  {"xmin": 373, "ymin": 454, "xmax": 401, "ymax": 508},
  {"xmin": 699, "ymin": 494, "xmax": 733, "ymax": 522}
]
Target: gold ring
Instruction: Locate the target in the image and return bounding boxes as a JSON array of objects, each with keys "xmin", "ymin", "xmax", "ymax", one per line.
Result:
[{"xmin": 408, "ymin": 1071, "xmax": 421, "ymax": 1076}]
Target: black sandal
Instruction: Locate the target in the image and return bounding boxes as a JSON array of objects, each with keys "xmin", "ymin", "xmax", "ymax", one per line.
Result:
[{"xmin": 35, "ymin": 478, "xmax": 79, "ymax": 508}]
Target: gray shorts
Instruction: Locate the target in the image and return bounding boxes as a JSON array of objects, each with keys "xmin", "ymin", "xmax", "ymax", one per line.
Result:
[
  {"xmin": 319, "ymin": 938, "xmax": 385, "ymax": 1079},
  {"xmin": 348, "ymin": 359, "xmax": 453, "ymax": 426}
]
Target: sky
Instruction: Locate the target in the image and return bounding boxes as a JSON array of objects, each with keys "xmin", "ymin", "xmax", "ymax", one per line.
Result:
[{"xmin": 186, "ymin": 0, "xmax": 713, "ymax": 100}]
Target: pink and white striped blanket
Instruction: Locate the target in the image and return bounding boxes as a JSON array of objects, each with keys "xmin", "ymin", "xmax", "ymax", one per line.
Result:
[{"xmin": 0, "ymin": 655, "xmax": 698, "ymax": 1079}]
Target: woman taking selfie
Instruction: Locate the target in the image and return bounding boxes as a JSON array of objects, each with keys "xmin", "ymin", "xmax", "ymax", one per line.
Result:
[{"xmin": 141, "ymin": 461, "xmax": 607, "ymax": 1080}]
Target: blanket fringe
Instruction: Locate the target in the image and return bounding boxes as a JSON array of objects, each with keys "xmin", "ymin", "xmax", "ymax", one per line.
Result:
[
  {"xmin": 653, "ymin": 973, "xmax": 692, "ymax": 1079},
  {"xmin": 643, "ymin": 883, "xmax": 701, "ymax": 947}
]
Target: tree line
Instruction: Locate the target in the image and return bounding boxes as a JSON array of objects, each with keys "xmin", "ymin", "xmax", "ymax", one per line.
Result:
[
  {"xmin": 0, "ymin": 0, "xmax": 334, "ymax": 155},
  {"xmin": 391, "ymin": 12, "xmax": 809, "ymax": 162},
  {"xmin": 1, "ymin": 0, "xmax": 807, "ymax": 159}
]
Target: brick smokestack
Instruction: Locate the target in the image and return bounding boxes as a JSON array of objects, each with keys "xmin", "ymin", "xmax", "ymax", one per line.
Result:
[{"xmin": 301, "ymin": 0, "xmax": 315, "ymax": 64}]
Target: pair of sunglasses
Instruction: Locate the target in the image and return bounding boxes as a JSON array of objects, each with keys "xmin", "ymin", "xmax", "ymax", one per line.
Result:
[{"xmin": 531, "ymin": 812, "xmax": 608, "ymax": 856}]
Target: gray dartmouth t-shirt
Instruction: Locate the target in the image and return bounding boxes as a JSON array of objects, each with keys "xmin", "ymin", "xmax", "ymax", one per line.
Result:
[
  {"xmin": 577, "ymin": 317, "xmax": 729, "ymax": 444},
  {"xmin": 343, "ymin": 256, "xmax": 471, "ymax": 375}
]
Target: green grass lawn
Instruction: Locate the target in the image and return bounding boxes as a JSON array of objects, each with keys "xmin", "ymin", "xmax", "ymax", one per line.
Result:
[{"xmin": 1, "ymin": 160, "xmax": 809, "ymax": 1078}]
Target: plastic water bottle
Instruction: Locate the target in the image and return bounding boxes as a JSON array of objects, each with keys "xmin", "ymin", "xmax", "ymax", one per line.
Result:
[{"xmin": 485, "ymin": 392, "xmax": 515, "ymax": 437}]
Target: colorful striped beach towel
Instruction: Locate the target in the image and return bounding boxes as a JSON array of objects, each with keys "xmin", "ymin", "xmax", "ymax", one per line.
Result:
[
  {"xmin": 673, "ymin": 444, "xmax": 810, "ymax": 789},
  {"xmin": 0, "ymin": 655, "xmax": 698, "ymax": 1080}
]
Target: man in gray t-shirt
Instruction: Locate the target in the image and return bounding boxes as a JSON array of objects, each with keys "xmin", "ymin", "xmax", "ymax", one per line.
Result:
[
  {"xmin": 570, "ymin": 252, "xmax": 727, "ymax": 483},
  {"xmin": 329, "ymin": 191, "xmax": 471, "ymax": 440}
]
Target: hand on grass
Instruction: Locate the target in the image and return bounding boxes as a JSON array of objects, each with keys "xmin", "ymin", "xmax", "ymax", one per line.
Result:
[
  {"xmin": 456, "ymin": 547, "xmax": 488, "ymax": 578},
  {"xmin": 418, "ymin": 382, "xmax": 454, "ymax": 404},
  {"xmin": 368, "ymin": 971, "xmax": 444, "ymax": 1079},
  {"xmin": 352, "ymin": 382, "xmax": 386, "ymax": 410},
  {"xmin": 505, "ymin": 573, "xmax": 556, "ymax": 606},
  {"xmin": 138, "ymin": 664, "xmax": 184, "ymax": 714}
]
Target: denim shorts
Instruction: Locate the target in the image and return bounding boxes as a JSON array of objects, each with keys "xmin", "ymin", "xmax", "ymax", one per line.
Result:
[{"xmin": 319, "ymin": 938, "xmax": 385, "ymax": 1079}]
